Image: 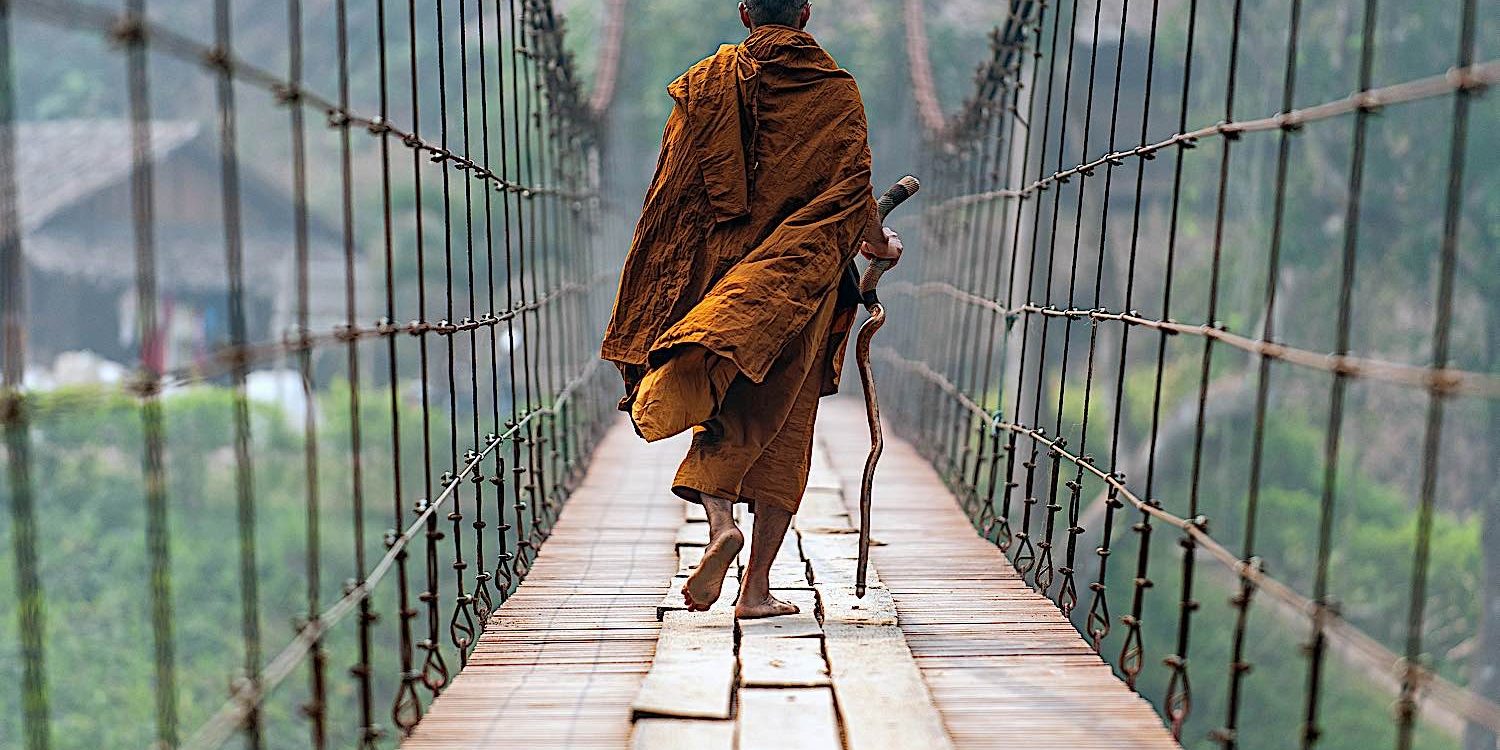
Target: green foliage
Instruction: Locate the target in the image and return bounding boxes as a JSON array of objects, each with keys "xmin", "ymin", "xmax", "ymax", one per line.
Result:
[
  {"xmin": 1080, "ymin": 407, "xmax": 1480, "ymax": 748},
  {"xmin": 0, "ymin": 383, "xmax": 504, "ymax": 747}
]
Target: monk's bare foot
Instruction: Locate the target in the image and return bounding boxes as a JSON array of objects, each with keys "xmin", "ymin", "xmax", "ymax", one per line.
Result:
[
  {"xmin": 735, "ymin": 593, "xmax": 800, "ymax": 620},
  {"xmin": 682, "ymin": 526, "xmax": 743, "ymax": 611}
]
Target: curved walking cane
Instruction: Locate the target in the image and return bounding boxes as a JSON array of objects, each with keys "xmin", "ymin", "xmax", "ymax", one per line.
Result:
[{"xmin": 855, "ymin": 175, "xmax": 921, "ymax": 598}]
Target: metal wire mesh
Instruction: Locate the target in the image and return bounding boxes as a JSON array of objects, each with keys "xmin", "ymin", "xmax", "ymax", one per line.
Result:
[
  {"xmin": 886, "ymin": 0, "xmax": 1498, "ymax": 746},
  {"xmin": 0, "ymin": 0, "xmax": 618, "ymax": 746}
]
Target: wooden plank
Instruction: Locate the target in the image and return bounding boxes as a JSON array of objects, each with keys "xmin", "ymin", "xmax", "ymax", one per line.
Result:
[
  {"xmin": 817, "ymin": 581, "xmax": 898, "ymax": 627},
  {"xmin": 412, "ymin": 401, "xmax": 1183, "ymax": 749},
  {"xmin": 739, "ymin": 635, "xmax": 830, "ymax": 687},
  {"xmin": 769, "ymin": 557, "xmax": 813, "ymax": 589},
  {"xmin": 403, "ymin": 423, "xmax": 685, "ymax": 749},
  {"xmin": 676, "ymin": 544, "xmax": 705, "ymax": 575},
  {"xmin": 825, "ymin": 623, "xmax": 955, "ymax": 750},
  {"xmin": 799, "ymin": 532, "xmax": 861, "ymax": 562},
  {"xmin": 736, "ymin": 589, "xmax": 822, "ymax": 638},
  {"xmin": 795, "ymin": 488, "xmax": 854, "ymax": 533},
  {"xmin": 737, "ymin": 688, "xmax": 842, "ymax": 750},
  {"xmin": 675, "ymin": 521, "xmax": 710, "ymax": 547},
  {"xmin": 632, "ymin": 610, "xmax": 737, "ymax": 719},
  {"xmin": 813, "ymin": 399, "xmax": 1180, "ymax": 750},
  {"xmin": 657, "ymin": 573, "xmax": 739, "ymax": 620},
  {"xmin": 632, "ymin": 719, "xmax": 735, "ymax": 750}
]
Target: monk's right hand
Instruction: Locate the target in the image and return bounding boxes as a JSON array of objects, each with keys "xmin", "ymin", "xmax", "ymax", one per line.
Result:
[{"xmin": 859, "ymin": 227, "xmax": 903, "ymax": 267}]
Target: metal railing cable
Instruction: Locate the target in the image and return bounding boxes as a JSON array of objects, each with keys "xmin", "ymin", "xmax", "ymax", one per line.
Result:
[
  {"xmin": 881, "ymin": 0, "xmax": 1499, "ymax": 746},
  {"xmin": 1, "ymin": 0, "xmax": 616, "ymax": 747}
]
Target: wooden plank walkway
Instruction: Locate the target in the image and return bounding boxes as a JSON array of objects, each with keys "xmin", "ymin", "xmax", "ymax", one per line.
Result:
[
  {"xmin": 405, "ymin": 398, "xmax": 1178, "ymax": 749},
  {"xmin": 815, "ymin": 400, "xmax": 1179, "ymax": 750}
]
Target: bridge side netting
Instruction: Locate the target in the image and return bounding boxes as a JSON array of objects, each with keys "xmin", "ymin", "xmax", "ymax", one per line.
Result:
[
  {"xmin": 885, "ymin": 1, "xmax": 1498, "ymax": 747},
  {"xmin": 1, "ymin": 0, "xmax": 620, "ymax": 747}
]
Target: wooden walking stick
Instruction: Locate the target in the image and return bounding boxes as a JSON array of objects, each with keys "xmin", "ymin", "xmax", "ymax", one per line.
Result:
[{"xmin": 854, "ymin": 175, "xmax": 920, "ymax": 598}]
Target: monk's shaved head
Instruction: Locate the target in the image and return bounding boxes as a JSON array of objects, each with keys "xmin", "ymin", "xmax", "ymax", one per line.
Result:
[{"xmin": 740, "ymin": 0, "xmax": 811, "ymax": 28}]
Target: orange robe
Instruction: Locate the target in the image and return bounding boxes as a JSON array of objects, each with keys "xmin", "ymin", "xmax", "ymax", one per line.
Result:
[{"xmin": 601, "ymin": 25, "xmax": 882, "ymax": 440}]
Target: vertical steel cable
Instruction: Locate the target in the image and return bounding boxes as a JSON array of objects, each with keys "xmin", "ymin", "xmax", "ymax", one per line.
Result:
[
  {"xmin": 435, "ymin": 0, "xmax": 478, "ymax": 667},
  {"xmin": 548, "ymin": 4, "xmax": 574, "ymax": 516},
  {"xmin": 1082, "ymin": 0, "xmax": 1132, "ymax": 652},
  {"xmin": 492, "ymin": 0, "xmax": 526, "ymax": 592},
  {"xmin": 963, "ymin": 94, "xmax": 1010, "ymax": 530},
  {"xmin": 508, "ymin": 0, "xmax": 541, "ymax": 579},
  {"xmin": 212, "ymin": 1, "xmax": 262, "ymax": 744},
  {"xmin": 373, "ymin": 0, "xmax": 420, "ymax": 734},
  {"xmin": 911, "ymin": 141, "xmax": 953, "ymax": 456},
  {"xmin": 477, "ymin": 0, "xmax": 515, "ymax": 605},
  {"xmin": 1167, "ymin": 0, "xmax": 1244, "ymax": 736},
  {"xmin": 949, "ymin": 108, "xmax": 999, "ymax": 483},
  {"xmin": 523, "ymin": 1, "xmax": 552, "ymax": 545},
  {"xmin": 1397, "ymin": 0, "xmax": 1477, "ymax": 745},
  {"xmin": 971, "ymin": 2, "xmax": 1037, "ymax": 544},
  {"xmin": 0, "ymin": 4, "xmax": 49, "ymax": 747},
  {"xmin": 516, "ymin": 0, "xmax": 547, "ymax": 562},
  {"xmin": 1113, "ymin": 0, "xmax": 1165, "ymax": 689},
  {"xmin": 286, "ymin": 0, "xmax": 328, "ymax": 742},
  {"xmin": 410, "ymin": 0, "xmax": 451, "ymax": 698},
  {"xmin": 1027, "ymin": 0, "xmax": 1084, "ymax": 595},
  {"xmin": 953, "ymin": 99, "xmax": 1004, "ymax": 518},
  {"xmin": 1216, "ymin": 3, "xmax": 1301, "ymax": 745},
  {"xmin": 529, "ymin": 0, "xmax": 554, "ymax": 524},
  {"xmin": 1302, "ymin": 1, "xmax": 1378, "ymax": 746},
  {"xmin": 1005, "ymin": 0, "xmax": 1064, "ymax": 576},
  {"xmin": 1132, "ymin": 0, "xmax": 1197, "ymax": 693},
  {"xmin": 333, "ymin": 0, "xmax": 378, "ymax": 742},
  {"xmin": 949, "ymin": 36, "xmax": 1006, "ymax": 504},
  {"xmin": 933, "ymin": 111, "xmax": 989, "ymax": 485},
  {"xmin": 1049, "ymin": 0, "xmax": 1105, "ymax": 618},
  {"xmin": 459, "ymin": 0, "xmax": 496, "ymax": 630},
  {"xmin": 121, "ymin": 0, "xmax": 180, "ymax": 744},
  {"xmin": 996, "ymin": 1, "xmax": 1052, "ymax": 554},
  {"xmin": 541, "ymin": 0, "xmax": 566, "ymax": 500}
]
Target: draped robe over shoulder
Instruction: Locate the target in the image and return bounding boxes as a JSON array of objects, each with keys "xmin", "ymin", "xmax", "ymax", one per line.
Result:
[{"xmin": 600, "ymin": 25, "xmax": 882, "ymax": 412}]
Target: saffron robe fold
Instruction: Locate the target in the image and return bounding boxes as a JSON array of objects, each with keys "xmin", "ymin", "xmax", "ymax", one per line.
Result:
[{"xmin": 600, "ymin": 25, "xmax": 883, "ymax": 413}]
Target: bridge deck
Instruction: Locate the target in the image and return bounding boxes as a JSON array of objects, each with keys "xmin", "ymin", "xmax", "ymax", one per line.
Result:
[{"xmin": 405, "ymin": 398, "xmax": 1177, "ymax": 749}]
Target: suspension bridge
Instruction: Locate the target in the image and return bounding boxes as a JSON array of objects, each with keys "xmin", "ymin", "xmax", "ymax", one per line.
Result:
[{"xmin": 1, "ymin": 0, "xmax": 1497, "ymax": 749}]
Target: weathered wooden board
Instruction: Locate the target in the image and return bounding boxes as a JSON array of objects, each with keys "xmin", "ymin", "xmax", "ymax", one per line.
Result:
[
  {"xmin": 737, "ymin": 688, "xmax": 843, "ymax": 750},
  {"xmin": 675, "ymin": 521, "xmax": 710, "ymax": 547},
  {"xmin": 825, "ymin": 623, "xmax": 954, "ymax": 750},
  {"xmin": 676, "ymin": 544, "xmax": 704, "ymax": 574},
  {"xmin": 656, "ymin": 574, "xmax": 739, "ymax": 620},
  {"xmin": 412, "ymin": 402, "xmax": 1181, "ymax": 749},
  {"xmin": 739, "ymin": 635, "xmax": 830, "ymax": 687},
  {"xmin": 814, "ymin": 399, "xmax": 1181, "ymax": 750},
  {"xmin": 817, "ymin": 581, "xmax": 898, "ymax": 627},
  {"xmin": 795, "ymin": 488, "xmax": 854, "ymax": 533},
  {"xmin": 632, "ymin": 718, "xmax": 735, "ymax": 750},
  {"xmin": 799, "ymin": 532, "xmax": 862, "ymax": 561},
  {"xmin": 632, "ymin": 610, "xmax": 737, "ymax": 719},
  {"xmin": 403, "ymin": 425, "xmax": 686, "ymax": 749},
  {"xmin": 736, "ymin": 589, "xmax": 821, "ymax": 639}
]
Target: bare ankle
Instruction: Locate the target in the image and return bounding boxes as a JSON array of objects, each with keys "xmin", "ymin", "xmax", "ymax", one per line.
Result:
[
  {"xmin": 739, "ymin": 581, "xmax": 770, "ymax": 603},
  {"xmin": 700, "ymin": 493, "xmax": 738, "ymax": 538}
]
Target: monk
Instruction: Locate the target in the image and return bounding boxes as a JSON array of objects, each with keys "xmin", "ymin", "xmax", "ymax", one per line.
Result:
[{"xmin": 601, "ymin": 0, "xmax": 902, "ymax": 619}]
